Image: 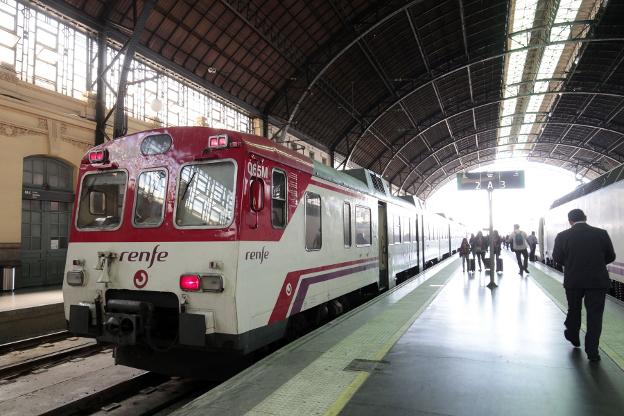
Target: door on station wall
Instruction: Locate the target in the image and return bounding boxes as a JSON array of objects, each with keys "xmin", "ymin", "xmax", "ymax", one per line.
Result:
[{"xmin": 19, "ymin": 157, "xmax": 74, "ymax": 288}]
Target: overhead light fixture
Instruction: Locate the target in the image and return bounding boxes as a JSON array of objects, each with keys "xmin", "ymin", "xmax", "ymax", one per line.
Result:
[
  {"xmin": 207, "ymin": 67, "xmax": 217, "ymax": 74},
  {"xmin": 150, "ymin": 96, "xmax": 162, "ymax": 113}
]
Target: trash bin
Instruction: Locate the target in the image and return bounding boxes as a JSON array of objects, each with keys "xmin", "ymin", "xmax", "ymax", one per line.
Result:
[{"xmin": 2, "ymin": 267, "xmax": 15, "ymax": 291}]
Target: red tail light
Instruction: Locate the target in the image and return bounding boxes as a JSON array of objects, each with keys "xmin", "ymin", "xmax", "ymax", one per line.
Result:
[
  {"xmin": 180, "ymin": 274, "xmax": 201, "ymax": 291},
  {"xmin": 88, "ymin": 149, "xmax": 109, "ymax": 164}
]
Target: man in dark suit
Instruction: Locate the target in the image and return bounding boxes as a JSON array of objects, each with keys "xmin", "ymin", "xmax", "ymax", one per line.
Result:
[{"xmin": 552, "ymin": 208, "xmax": 615, "ymax": 362}]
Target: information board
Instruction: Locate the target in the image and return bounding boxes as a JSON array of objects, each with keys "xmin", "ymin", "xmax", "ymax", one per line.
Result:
[{"xmin": 456, "ymin": 170, "xmax": 525, "ymax": 191}]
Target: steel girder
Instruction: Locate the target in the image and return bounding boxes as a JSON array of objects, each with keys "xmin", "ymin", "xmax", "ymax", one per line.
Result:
[
  {"xmin": 394, "ymin": 122, "xmax": 624, "ymax": 194},
  {"xmin": 410, "ymin": 145, "xmax": 608, "ymax": 198},
  {"xmin": 34, "ymin": 0, "xmax": 262, "ymax": 116},
  {"xmin": 366, "ymin": 92, "xmax": 624, "ymax": 182},
  {"xmin": 417, "ymin": 152, "xmax": 600, "ymax": 199},
  {"xmin": 113, "ymin": 0, "xmax": 156, "ymax": 139},
  {"xmin": 263, "ymin": 1, "xmax": 421, "ymax": 133},
  {"xmin": 332, "ymin": 36, "xmax": 624, "ymax": 167}
]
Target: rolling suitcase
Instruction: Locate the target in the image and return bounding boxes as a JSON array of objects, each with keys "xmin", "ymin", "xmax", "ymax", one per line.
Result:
[
  {"xmin": 469, "ymin": 258, "xmax": 475, "ymax": 272},
  {"xmin": 496, "ymin": 258, "xmax": 503, "ymax": 272}
]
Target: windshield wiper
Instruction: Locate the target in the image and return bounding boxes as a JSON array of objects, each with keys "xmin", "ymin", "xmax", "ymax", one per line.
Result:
[{"xmin": 179, "ymin": 172, "xmax": 196, "ymax": 203}]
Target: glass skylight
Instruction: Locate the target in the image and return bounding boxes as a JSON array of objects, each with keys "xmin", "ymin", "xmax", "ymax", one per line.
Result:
[{"xmin": 497, "ymin": 0, "xmax": 602, "ymax": 157}]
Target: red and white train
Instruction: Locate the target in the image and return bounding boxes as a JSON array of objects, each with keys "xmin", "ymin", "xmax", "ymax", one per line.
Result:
[{"xmin": 63, "ymin": 127, "xmax": 464, "ymax": 375}]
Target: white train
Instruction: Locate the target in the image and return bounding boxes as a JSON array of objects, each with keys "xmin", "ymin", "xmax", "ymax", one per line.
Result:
[
  {"xmin": 63, "ymin": 127, "xmax": 464, "ymax": 376},
  {"xmin": 540, "ymin": 164, "xmax": 624, "ymax": 301}
]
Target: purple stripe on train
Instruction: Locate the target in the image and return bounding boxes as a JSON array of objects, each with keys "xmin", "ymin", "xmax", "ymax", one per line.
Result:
[
  {"xmin": 607, "ymin": 264, "xmax": 624, "ymax": 276},
  {"xmin": 290, "ymin": 261, "xmax": 379, "ymax": 315}
]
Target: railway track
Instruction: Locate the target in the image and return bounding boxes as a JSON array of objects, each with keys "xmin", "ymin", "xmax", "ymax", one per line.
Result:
[
  {"xmin": 0, "ymin": 333, "xmax": 105, "ymax": 380},
  {"xmin": 80, "ymin": 376, "xmax": 213, "ymax": 416},
  {"xmin": 0, "ymin": 330, "xmax": 71, "ymax": 355},
  {"xmin": 0, "ymin": 335, "xmax": 216, "ymax": 416}
]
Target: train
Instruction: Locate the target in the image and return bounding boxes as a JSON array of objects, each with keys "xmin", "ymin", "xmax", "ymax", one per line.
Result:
[
  {"xmin": 63, "ymin": 126, "xmax": 465, "ymax": 376},
  {"xmin": 539, "ymin": 163, "xmax": 624, "ymax": 301}
]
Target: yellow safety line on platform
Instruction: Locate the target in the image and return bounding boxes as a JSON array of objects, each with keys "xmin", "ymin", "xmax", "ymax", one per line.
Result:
[
  {"xmin": 529, "ymin": 273, "xmax": 624, "ymax": 372},
  {"xmin": 324, "ymin": 273, "xmax": 453, "ymax": 416}
]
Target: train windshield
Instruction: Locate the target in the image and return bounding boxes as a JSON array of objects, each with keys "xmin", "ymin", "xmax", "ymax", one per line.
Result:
[
  {"xmin": 77, "ymin": 171, "xmax": 128, "ymax": 230},
  {"xmin": 134, "ymin": 170, "xmax": 167, "ymax": 227},
  {"xmin": 175, "ymin": 161, "xmax": 235, "ymax": 228}
]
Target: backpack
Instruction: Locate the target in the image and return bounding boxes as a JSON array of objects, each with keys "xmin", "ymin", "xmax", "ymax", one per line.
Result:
[{"xmin": 514, "ymin": 232, "xmax": 524, "ymax": 247}]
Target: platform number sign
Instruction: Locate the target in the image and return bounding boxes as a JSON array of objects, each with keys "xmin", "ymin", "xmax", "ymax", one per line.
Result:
[{"xmin": 456, "ymin": 171, "xmax": 525, "ymax": 191}]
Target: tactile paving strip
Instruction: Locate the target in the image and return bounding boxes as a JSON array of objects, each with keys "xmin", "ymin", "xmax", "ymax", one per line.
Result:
[{"xmin": 244, "ymin": 262, "xmax": 457, "ymax": 416}]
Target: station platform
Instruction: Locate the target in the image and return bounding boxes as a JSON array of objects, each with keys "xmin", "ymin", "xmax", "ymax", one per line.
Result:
[
  {"xmin": 174, "ymin": 254, "xmax": 624, "ymax": 416},
  {"xmin": 0, "ymin": 288, "xmax": 65, "ymax": 344}
]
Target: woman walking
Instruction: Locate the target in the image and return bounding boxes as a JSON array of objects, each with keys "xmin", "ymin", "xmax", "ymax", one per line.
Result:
[
  {"xmin": 459, "ymin": 237, "xmax": 471, "ymax": 272},
  {"xmin": 473, "ymin": 231, "xmax": 486, "ymax": 271}
]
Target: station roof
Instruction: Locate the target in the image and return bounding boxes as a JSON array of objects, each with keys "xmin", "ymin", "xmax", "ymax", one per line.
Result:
[{"xmin": 40, "ymin": 0, "xmax": 624, "ymax": 199}]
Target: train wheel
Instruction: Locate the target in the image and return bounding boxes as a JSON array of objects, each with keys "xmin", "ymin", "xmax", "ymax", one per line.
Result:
[{"xmin": 285, "ymin": 313, "xmax": 309, "ymax": 341}]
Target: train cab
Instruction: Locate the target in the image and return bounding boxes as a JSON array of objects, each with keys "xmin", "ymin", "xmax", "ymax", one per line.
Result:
[{"xmin": 63, "ymin": 126, "xmax": 463, "ymax": 376}]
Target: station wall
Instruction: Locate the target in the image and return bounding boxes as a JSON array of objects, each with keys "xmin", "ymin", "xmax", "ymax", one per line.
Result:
[{"xmin": 0, "ymin": 64, "xmax": 155, "ymax": 268}]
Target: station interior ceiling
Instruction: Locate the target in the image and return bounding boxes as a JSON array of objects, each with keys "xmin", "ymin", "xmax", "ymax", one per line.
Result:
[{"xmin": 38, "ymin": 0, "xmax": 624, "ymax": 199}]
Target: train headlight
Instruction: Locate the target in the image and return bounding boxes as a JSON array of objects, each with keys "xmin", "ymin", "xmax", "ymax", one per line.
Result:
[
  {"xmin": 66, "ymin": 270, "xmax": 85, "ymax": 286},
  {"xmin": 201, "ymin": 274, "xmax": 224, "ymax": 293},
  {"xmin": 179, "ymin": 274, "xmax": 224, "ymax": 293}
]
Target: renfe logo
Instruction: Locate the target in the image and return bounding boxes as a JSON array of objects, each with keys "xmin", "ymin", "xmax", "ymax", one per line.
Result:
[
  {"xmin": 120, "ymin": 245, "xmax": 169, "ymax": 269},
  {"xmin": 247, "ymin": 161, "xmax": 269, "ymax": 179},
  {"xmin": 245, "ymin": 246, "xmax": 269, "ymax": 263}
]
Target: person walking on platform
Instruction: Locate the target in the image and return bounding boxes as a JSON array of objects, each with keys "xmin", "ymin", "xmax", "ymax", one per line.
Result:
[
  {"xmin": 511, "ymin": 224, "xmax": 530, "ymax": 276},
  {"xmin": 491, "ymin": 230, "xmax": 502, "ymax": 273},
  {"xmin": 552, "ymin": 209, "xmax": 615, "ymax": 362},
  {"xmin": 473, "ymin": 231, "xmax": 486, "ymax": 271},
  {"xmin": 527, "ymin": 231, "xmax": 538, "ymax": 262},
  {"xmin": 459, "ymin": 238, "xmax": 471, "ymax": 272}
]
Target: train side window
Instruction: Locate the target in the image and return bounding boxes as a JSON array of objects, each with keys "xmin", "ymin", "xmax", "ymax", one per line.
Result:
[
  {"xmin": 134, "ymin": 169, "xmax": 167, "ymax": 227},
  {"xmin": 343, "ymin": 202, "xmax": 352, "ymax": 247},
  {"xmin": 393, "ymin": 215, "xmax": 401, "ymax": 244},
  {"xmin": 272, "ymin": 169, "xmax": 287, "ymax": 228},
  {"xmin": 305, "ymin": 192, "xmax": 322, "ymax": 250},
  {"xmin": 355, "ymin": 206, "xmax": 371, "ymax": 246},
  {"xmin": 403, "ymin": 216, "xmax": 410, "ymax": 242}
]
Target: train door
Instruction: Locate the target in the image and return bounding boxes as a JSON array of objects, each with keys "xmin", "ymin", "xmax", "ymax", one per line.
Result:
[
  {"xmin": 420, "ymin": 214, "xmax": 425, "ymax": 270},
  {"xmin": 378, "ymin": 202, "xmax": 389, "ymax": 290},
  {"xmin": 415, "ymin": 215, "xmax": 420, "ymax": 272},
  {"xmin": 538, "ymin": 217, "xmax": 545, "ymax": 261}
]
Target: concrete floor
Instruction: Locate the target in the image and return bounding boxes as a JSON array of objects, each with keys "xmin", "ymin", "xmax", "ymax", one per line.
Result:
[
  {"xmin": 0, "ymin": 287, "xmax": 62, "ymax": 312},
  {"xmin": 0, "ymin": 288, "xmax": 65, "ymax": 343},
  {"xmin": 167, "ymin": 255, "xmax": 624, "ymax": 416},
  {"xmin": 342, "ymin": 255, "xmax": 624, "ymax": 416}
]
